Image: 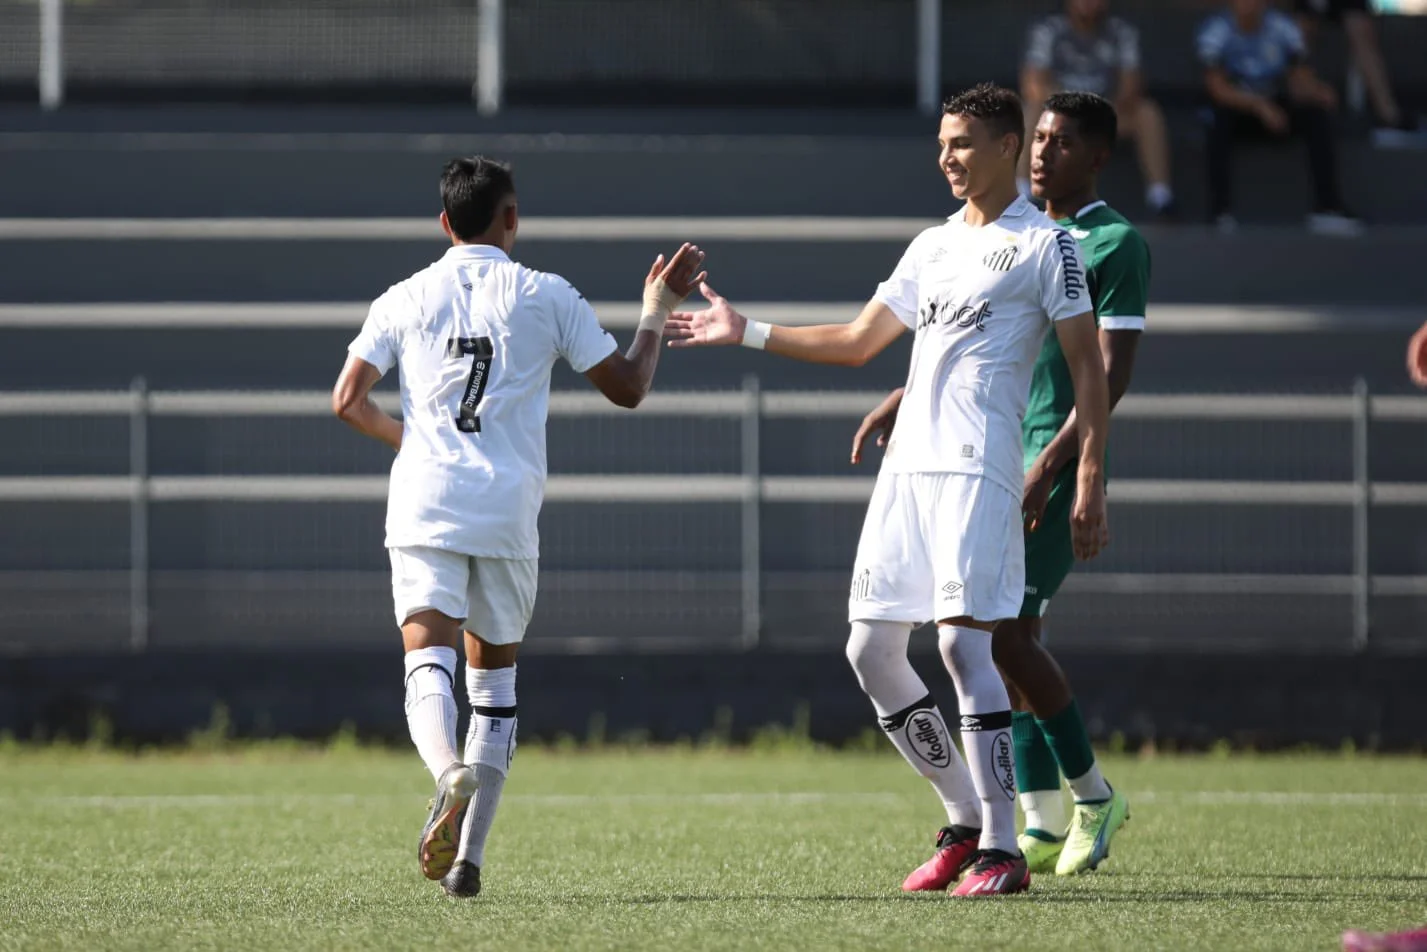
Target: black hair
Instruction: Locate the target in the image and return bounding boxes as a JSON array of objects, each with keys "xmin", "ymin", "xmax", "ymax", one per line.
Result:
[
  {"xmin": 1042, "ymin": 91, "xmax": 1119, "ymax": 147},
  {"xmin": 942, "ymin": 83, "xmax": 1025, "ymax": 157},
  {"xmin": 440, "ymin": 156, "xmax": 516, "ymax": 241}
]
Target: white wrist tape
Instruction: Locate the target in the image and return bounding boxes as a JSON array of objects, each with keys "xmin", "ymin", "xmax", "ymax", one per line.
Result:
[
  {"xmin": 741, "ymin": 320, "xmax": 772, "ymax": 350},
  {"xmin": 637, "ymin": 278, "xmax": 684, "ymax": 335}
]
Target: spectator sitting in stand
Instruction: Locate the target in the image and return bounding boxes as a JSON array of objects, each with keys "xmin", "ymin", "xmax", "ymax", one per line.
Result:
[
  {"xmin": 1021, "ymin": 0, "xmax": 1178, "ymax": 220},
  {"xmin": 1197, "ymin": 0, "xmax": 1363, "ymax": 235},
  {"xmin": 1294, "ymin": 0, "xmax": 1424, "ymax": 148}
]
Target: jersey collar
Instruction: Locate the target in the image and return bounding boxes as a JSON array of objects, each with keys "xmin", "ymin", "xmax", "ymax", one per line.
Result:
[
  {"xmin": 947, "ymin": 194, "xmax": 1035, "ymax": 224},
  {"xmin": 443, "ymin": 243, "xmax": 511, "ymax": 262},
  {"xmin": 1072, "ymin": 200, "xmax": 1108, "ymax": 220}
]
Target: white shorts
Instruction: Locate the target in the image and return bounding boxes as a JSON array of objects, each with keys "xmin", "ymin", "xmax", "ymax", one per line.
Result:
[
  {"xmin": 848, "ymin": 472, "xmax": 1024, "ymax": 626},
  {"xmin": 389, "ymin": 546, "xmax": 538, "ymax": 645}
]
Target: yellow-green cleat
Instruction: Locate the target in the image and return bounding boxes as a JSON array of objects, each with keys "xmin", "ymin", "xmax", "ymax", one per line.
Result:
[
  {"xmin": 1017, "ymin": 830, "xmax": 1065, "ymax": 874},
  {"xmin": 1055, "ymin": 788, "xmax": 1130, "ymax": 875}
]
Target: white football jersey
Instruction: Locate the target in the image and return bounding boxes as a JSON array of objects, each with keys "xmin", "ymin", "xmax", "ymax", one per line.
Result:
[
  {"xmin": 873, "ymin": 196, "xmax": 1091, "ymax": 496},
  {"xmin": 349, "ymin": 244, "xmax": 617, "ymax": 559}
]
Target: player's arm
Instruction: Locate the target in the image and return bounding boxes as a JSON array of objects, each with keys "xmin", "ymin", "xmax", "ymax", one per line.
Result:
[
  {"xmin": 332, "ymin": 355, "xmax": 403, "ymax": 451},
  {"xmin": 1056, "ymin": 311, "xmax": 1111, "ymax": 559},
  {"xmin": 664, "ymin": 284, "xmax": 906, "ymax": 367},
  {"xmin": 850, "ymin": 387, "xmax": 905, "ymax": 465},
  {"xmin": 1022, "ymin": 328, "xmax": 1139, "ymax": 529},
  {"xmin": 583, "ymin": 243, "xmax": 706, "ymax": 409}
]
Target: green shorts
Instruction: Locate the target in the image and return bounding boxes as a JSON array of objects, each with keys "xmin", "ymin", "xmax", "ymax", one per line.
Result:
[{"xmin": 1019, "ymin": 464, "xmax": 1079, "ymax": 619}]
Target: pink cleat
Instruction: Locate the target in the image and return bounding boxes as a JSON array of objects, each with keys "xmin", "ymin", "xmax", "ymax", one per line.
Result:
[
  {"xmin": 950, "ymin": 849, "xmax": 1031, "ymax": 897},
  {"xmin": 1343, "ymin": 926, "xmax": 1427, "ymax": 952},
  {"xmin": 901, "ymin": 825, "xmax": 980, "ymax": 892}
]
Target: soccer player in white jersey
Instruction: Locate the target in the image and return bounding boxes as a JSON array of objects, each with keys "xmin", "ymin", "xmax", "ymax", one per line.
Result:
[
  {"xmin": 332, "ymin": 157, "xmax": 706, "ymax": 898},
  {"xmin": 665, "ymin": 84, "xmax": 1110, "ymax": 897}
]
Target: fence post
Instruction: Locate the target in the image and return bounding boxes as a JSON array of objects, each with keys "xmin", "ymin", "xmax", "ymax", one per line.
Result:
[
  {"xmin": 1351, "ymin": 376, "xmax": 1370, "ymax": 651},
  {"xmin": 475, "ymin": 0, "xmax": 504, "ymax": 116},
  {"xmin": 740, "ymin": 374, "xmax": 762, "ymax": 650},
  {"xmin": 130, "ymin": 377, "xmax": 150, "ymax": 652},
  {"xmin": 38, "ymin": 0, "xmax": 63, "ymax": 110},
  {"xmin": 915, "ymin": 0, "xmax": 941, "ymax": 115}
]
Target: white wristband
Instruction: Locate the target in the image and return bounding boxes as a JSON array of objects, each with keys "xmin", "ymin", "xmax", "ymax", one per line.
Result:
[{"xmin": 741, "ymin": 320, "xmax": 772, "ymax": 350}]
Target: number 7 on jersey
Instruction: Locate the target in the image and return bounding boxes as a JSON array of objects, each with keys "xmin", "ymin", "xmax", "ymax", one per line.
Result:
[{"xmin": 448, "ymin": 336, "xmax": 495, "ymax": 433}]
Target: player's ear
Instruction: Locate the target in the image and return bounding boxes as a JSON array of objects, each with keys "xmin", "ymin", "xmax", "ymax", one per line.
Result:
[{"xmin": 439, "ymin": 210, "xmax": 454, "ymax": 240}]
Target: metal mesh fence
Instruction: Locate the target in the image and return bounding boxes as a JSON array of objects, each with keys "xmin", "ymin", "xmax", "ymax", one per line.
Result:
[
  {"xmin": 61, "ymin": 0, "xmax": 481, "ymax": 89},
  {"xmin": 1, "ymin": 387, "xmax": 1424, "ymax": 655},
  {"xmin": 0, "ymin": 1, "xmax": 39, "ymax": 85}
]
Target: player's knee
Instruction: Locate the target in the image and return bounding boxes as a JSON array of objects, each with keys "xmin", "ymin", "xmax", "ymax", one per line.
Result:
[
  {"xmin": 937, "ymin": 623, "xmax": 994, "ymax": 679},
  {"xmin": 845, "ymin": 620, "xmax": 912, "ymax": 690},
  {"xmin": 991, "ymin": 617, "xmax": 1039, "ymax": 668}
]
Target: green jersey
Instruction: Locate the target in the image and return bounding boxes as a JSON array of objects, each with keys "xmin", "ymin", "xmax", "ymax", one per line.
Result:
[{"xmin": 1021, "ymin": 201, "xmax": 1151, "ymax": 466}]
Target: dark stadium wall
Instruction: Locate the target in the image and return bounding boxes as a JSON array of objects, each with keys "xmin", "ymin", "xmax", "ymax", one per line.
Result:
[{"xmin": 3, "ymin": 648, "xmax": 1424, "ymax": 750}]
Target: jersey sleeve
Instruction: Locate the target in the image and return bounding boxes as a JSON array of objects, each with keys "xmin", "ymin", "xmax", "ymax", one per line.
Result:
[
  {"xmin": 348, "ymin": 294, "xmax": 400, "ymax": 374},
  {"xmin": 1094, "ymin": 228, "xmax": 1152, "ymax": 332},
  {"xmin": 1196, "ymin": 16, "xmax": 1230, "ymax": 68},
  {"xmin": 1038, "ymin": 228, "xmax": 1092, "ymax": 323},
  {"xmin": 1024, "ymin": 18, "xmax": 1055, "ymax": 69},
  {"xmin": 1273, "ymin": 13, "xmax": 1307, "ymax": 65},
  {"xmin": 552, "ymin": 278, "xmax": 618, "ymax": 373},
  {"xmin": 1114, "ymin": 19, "xmax": 1141, "ymax": 72},
  {"xmin": 871, "ymin": 234, "xmax": 924, "ymax": 329}
]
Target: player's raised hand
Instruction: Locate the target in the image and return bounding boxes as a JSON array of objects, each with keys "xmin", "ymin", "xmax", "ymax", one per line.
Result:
[
  {"xmin": 1070, "ymin": 471, "xmax": 1109, "ymax": 560},
  {"xmin": 850, "ymin": 388, "xmax": 903, "ymax": 465},
  {"xmin": 647, "ymin": 243, "xmax": 708, "ymax": 302},
  {"xmin": 664, "ymin": 282, "xmax": 748, "ymax": 348}
]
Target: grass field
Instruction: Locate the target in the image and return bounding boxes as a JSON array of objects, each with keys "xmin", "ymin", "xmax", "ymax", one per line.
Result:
[{"xmin": 2, "ymin": 746, "xmax": 1425, "ymax": 952}]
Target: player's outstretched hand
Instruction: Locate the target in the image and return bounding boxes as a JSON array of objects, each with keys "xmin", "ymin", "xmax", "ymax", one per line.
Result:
[
  {"xmin": 1408, "ymin": 319, "xmax": 1427, "ymax": 389},
  {"xmin": 664, "ymin": 283, "xmax": 747, "ymax": 348},
  {"xmin": 1070, "ymin": 473, "xmax": 1109, "ymax": 560},
  {"xmin": 647, "ymin": 243, "xmax": 708, "ymax": 302},
  {"xmin": 850, "ymin": 388, "xmax": 904, "ymax": 465}
]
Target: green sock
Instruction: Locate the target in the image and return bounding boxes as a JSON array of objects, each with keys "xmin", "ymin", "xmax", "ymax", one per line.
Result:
[
  {"xmin": 1036, "ymin": 700, "xmax": 1097, "ymax": 785},
  {"xmin": 1011, "ymin": 710, "xmax": 1060, "ymax": 794}
]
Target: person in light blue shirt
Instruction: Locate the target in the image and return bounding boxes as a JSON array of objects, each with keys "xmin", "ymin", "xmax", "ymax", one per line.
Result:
[{"xmin": 1197, "ymin": 0, "xmax": 1360, "ymax": 233}]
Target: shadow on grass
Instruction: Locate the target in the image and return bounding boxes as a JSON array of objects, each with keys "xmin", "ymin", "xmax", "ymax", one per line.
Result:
[{"xmin": 537, "ymin": 885, "xmax": 1427, "ymax": 907}]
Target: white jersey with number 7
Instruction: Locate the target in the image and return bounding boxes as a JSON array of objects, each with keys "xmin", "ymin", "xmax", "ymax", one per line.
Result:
[{"xmin": 348, "ymin": 244, "xmax": 617, "ymax": 560}]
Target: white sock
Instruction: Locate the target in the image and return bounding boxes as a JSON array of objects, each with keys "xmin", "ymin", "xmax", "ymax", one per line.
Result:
[
  {"xmin": 1146, "ymin": 182, "xmax": 1174, "ymax": 210},
  {"xmin": 938, "ymin": 625, "xmax": 1017, "ymax": 855},
  {"xmin": 1066, "ymin": 763, "xmax": 1113, "ymax": 804},
  {"xmin": 847, "ymin": 621, "xmax": 980, "ymax": 829},
  {"xmin": 456, "ymin": 664, "xmax": 517, "ymax": 868},
  {"xmin": 1020, "ymin": 789, "xmax": 1068, "ymax": 838},
  {"xmin": 403, "ymin": 646, "xmax": 460, "ymax": 781}
]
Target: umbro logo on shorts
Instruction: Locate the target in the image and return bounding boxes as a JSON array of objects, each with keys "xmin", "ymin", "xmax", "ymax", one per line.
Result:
[
  {"xmin": 982, "ymin": 246, "xmax": 1019, "ymax": 272},
  {"xmin": 941, "ymin": 580, "xmax": 963, "ymax": 598}
]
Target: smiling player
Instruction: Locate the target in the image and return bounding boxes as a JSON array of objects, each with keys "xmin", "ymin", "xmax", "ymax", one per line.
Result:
[
  {"xmin": 666, "ymin": 84, "xmax": 1111, "ymax": 897},
  {"xmin": 853, "ymin": 91, "xmax": 1149, "ymax": 877}
]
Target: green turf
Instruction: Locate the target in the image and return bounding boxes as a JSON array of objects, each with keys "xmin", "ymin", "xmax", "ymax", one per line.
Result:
[{"xmin": 2, "ymin": 747, "xmax": 1425, "ymax": 951}]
